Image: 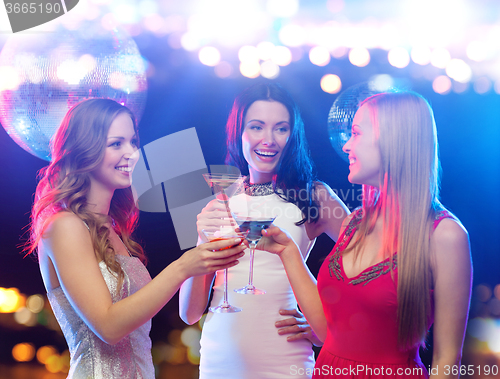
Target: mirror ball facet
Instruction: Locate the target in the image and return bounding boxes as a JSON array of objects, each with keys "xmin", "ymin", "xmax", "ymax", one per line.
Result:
[
  {"xmin": 0, "ymin": 21, "xmax": 147, "ymax": 161},
  {"xmin": 327, "ymin": 82, "xmax": 383, "ymax": 162}
]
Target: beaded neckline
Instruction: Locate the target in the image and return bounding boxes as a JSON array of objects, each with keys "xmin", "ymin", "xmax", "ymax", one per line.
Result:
[
  {"xmin": 328, "ymin": 208, "xmax": 451, "ymax": 286},
  {"xmin": 243, "ymin": 177, "xmax": 274, "ymax": 196}
]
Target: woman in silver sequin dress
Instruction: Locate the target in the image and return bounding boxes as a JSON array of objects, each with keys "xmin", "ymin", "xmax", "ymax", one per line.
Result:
[
  {"xmin": 179, "ymin": 84, "xmax": 350, "ymax": 378},
  {"xmin": 26, "ymin": 99, "xmax": 246, "ymax": 379}
]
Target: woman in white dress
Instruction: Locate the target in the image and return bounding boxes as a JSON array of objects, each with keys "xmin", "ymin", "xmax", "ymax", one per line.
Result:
[
  {"xmin": 26, "ymin": 99, "xmax": 246, "ymax": 379},
  {"xmin": 179, "ymin": 84, "xmax": 349, "ymax": 378}
]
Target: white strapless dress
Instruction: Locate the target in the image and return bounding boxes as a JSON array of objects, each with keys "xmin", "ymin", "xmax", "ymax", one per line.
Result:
[{"xmin": 199, "ymin": 192, "xmax": 316, "ymax": 378}]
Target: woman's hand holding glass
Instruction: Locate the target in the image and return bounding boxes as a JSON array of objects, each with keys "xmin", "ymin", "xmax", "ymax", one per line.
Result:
[
  {"xmin": 258, "ymin": 225, "xmax": 299, "ymax": 257},
  {"xmin": 197, "ymin": 199, "xmax": 236, "ymax": 235},
  {"xmin": 177, "ymin": 237, "xmax": 246, "ymax": 279}
]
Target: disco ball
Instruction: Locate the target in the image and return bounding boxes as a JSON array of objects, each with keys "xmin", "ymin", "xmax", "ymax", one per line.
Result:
[
  {"xmin": 327, "ymin": 82, "xmax": 382, "ymax": 162},
  {"xmin": 0, "ymin": 21, "xmax": 147, "ymax": 161}
]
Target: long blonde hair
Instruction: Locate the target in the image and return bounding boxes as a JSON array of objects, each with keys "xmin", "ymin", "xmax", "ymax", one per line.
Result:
[
  {"xmin": 27, "ymin": 99, "xmax": 146, "ymax": 287},
  {"xmin": 348, "ymin": 91, "xmax": 441, "ymax": 349}
]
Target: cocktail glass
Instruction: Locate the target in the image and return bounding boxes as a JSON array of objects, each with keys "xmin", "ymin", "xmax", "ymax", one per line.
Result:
[
  {"xmin": 201, "ymin": 228, "xmax": 249, "ymax": 313},
  {"xmin": 231, "ymin": 213, "xmax": 276, "ymax": 295},
  {"xmin": 202, "ymin": 173, "xmax": 244, "ymax": 204}
]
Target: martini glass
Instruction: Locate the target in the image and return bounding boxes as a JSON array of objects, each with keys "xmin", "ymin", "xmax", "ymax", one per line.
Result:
[
  {"xmin": 232, "ymin": 213, "xmax": 276, "ymax": 295},
  {"xmin": 202, "ymin": 173, "xmax": 244, "ymax": 204},
  {"xmin": 203, "ymin": 173, "xmax": 244, "ymax": 228},
  {"xmin": 201, "ymin": 228, "xmax": 249, "ymax": 313}
]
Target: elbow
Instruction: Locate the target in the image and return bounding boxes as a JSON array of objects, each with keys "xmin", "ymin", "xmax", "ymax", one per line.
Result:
[
  {"xmin": 317, "ymin": 329, "xmax": 327, "ymax": 345},
  {"xmin": 93, "ymin": 324, "xmax": 128, "ymax": 345},
  {"xmin": 179, "ymin": 282, "xmax": 207, "ymax": 325},
  {"xmin": 96, "ymin": 330, "xmax": 125, "ymax": 346},
  {"xmin": 179, "ymin": 307, "xmax": 202, "ymax": 325}
]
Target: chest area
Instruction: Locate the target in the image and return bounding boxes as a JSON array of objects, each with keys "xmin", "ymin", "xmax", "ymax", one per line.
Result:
[
  {"xmin": 318, "ymin": 255, "xmax": 398, "ymax": 317},
  {"xmin": 340, "ymin": 230, "xmax": 388, "ymax": 279}
]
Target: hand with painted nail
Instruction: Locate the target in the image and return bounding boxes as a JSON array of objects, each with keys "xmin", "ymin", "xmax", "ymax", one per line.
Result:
[
  {"xmin": 276, "ymin": 308, "xmax": 323, "ymax": 347},
  {"xmin": 196, "ymin": 199, "xmax": 237, "ymax": 238}
]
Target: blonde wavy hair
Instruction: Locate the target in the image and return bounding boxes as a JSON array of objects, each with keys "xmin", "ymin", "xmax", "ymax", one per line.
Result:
[
  {"xmin": 347, "ymin": 91, "xmax": 442, "ymax": 349},
  {"xmin": 27, "ymin": 99, "xmax": 146, "ymax": 288}
]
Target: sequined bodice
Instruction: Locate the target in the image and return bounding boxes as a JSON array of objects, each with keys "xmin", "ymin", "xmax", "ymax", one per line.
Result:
[{"xmin": 47, "ymin": 255, "xmax": 154, "ymax": 379}]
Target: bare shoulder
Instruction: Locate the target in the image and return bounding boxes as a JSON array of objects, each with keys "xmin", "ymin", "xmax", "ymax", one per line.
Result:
[
  {"xmin": 305, "ymin": 182, "xmax": 350, "ymax": 241},
  {"xmin": 431, "ymin": 218, "xmax": 471, "ymax": 271},
  {"xmin": 433, "ymin": 218, "xmax": 469, "ymax": 251},
  {"xmin": 341, "ymin": 211, "xmax": 357, "ymax": 228},
  {"xmin": 41, "ymin": 212, "xmax": 93, "ymax": 257},
  {"xmin": 313, "ymin": 181, "xmax": 341, "ymax": 203},
  {"xmin": 312, "ymin": 181, "xmax": 350, "ymax": 215},
  {"xmin": 43, "ymin": 212, "xmax": 88, "ymax": 238}
]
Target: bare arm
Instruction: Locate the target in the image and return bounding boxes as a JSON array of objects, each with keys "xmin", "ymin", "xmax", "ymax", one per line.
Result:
[
  {"xmin": 260, "ymin": 226, "xmax": 328, "ymax": 342},
  {"xmin": 277, "ymin": 208, "xmax": 355, "ymax": 345},
  {"xmin": 305, "ymin": 182, "xmax": 350, "ymax": 241},
  {"xmin": 429, "ymin": 219, "xmax": 472, "ymax": 379},
  {"xmin": 179, "ymin": 258, "xmax": 215, "ymax": 325},
  {"xmin": 41, "ymin": 212, "xmax": 245, "ymax": 344},
  {"xmin": 179, "ymin": 199, "xmax": 235, "ymax": 324}
]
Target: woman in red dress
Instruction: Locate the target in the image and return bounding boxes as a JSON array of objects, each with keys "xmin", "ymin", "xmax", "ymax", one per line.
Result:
[{"xmin": 260, "ymin": 91, "xmax": 472, "ymax": 378}]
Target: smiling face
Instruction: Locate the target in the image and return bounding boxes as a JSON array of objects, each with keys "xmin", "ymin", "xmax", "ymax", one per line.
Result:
[
  {"xmin": 89, "ymin": 112, "xmax": 139, "ymax": 193},
  {"xmin": 241, "ymin": 100, "xmax": 291, "ymax": 184},
  {"xmin": 342, "ymin": 104, "xmax": 381, "ymax": 187}
]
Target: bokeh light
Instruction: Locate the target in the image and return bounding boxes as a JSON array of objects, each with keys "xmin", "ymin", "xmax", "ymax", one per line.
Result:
[
  {"xmin": 494, "ymin": 284, "xmax": 500, "ymax": 300},
  {"xmin": 466, "ymin": 40, "xmax": 490, "ymax": 62},
  {"xmin": 309, "ymin": 46, "xmax": 331, "ymax": 67},
  {"xmin": 165, "ymin": 329, "xmax": 187, "ymax": 364},
  {"xmin": 0, "ymin": 287, "xmax": 24, "ymax": 313},
  {"xmin": 257, "ymin": 41, "xmax": 275, "ymax": 61},
  {"xmin": 240, "ymin": 61, "xmax": 260, "ymax": 78},
  {"xmin": 45, "ymin": 354, "xmax": 64, "ymax": 373},
  {"xmin": 445, "ymin": 59, "xmax": 472, "ymax": 83},
  {"xmin": 495, "ymin": 81, "xmax": 500, "ymax": 95},
  {"xmin": 143, "ymin": 14, "xmax": 167, "ymax": 34},
  {"xmin": 14, "ymin": 307, "xmax": 37, "ymax": 326},
  {"xmin": 475, "ymin": 284, "xmax": 492, "ymax": 302},
  {"xmin": 26, "ymin": 294, "xmax": 45, "ymax": 313},
  {"xmin": 180, "ymin": 326, "xmax": 201, "ymax": 349},
  {"xmin": 468, "ymin": 317, "xmax": 500, "ymax": 354},
  {"xmin": 278, "ymin": 24, "xmax": 306, "ymax": 47},
  {"xmin": 36, "ymin": 345, "xmax": 58, "ymax": 364},
  {"xmin": 473, "ymin": 77, "xmax": 491, "ymax": 94},
  {"xmin": 331, "ymin": 46, "xmax": 348, "ymax": 59},
  {"xmin": 267, "ymin": 0, "xmax": 299, "ymax": 18},
  {"xmin": 320, "ymin": 74, "xmax": 342, "ymax": 94},
  {"xmin": 432, "ymin": 75, "xmax": 452, "ymax": 94},
  {"xmin": 12, "ymin": 343, "xmax": 36, "ymax": 362},
  {"xmin": 180, "ymin": 32, "xmax": 200, "ymax": 51},
  {"xmin": 452, "ymin": 81, "xmax": 469, "ymax": 94},
  {"xmin": 214, "ymin": 61, "xmax": 233, "ymax": 78},
  {"xmin": 371, "ymin": 74, "xmax": 394, "ymax": 91},
  {"xmin": 431, "ymin": 47, "xmax": 451, "ymax": 69},
  {"xmin": 260, "ymin": 61, "xmax": 280, "ymax": 79},
  {"xmin": 238, "ymin": 45, "xmax": 259, "ymax": 63},
  {"xmin": 411, "ymin": 46, "xmax": 431, "ymax": 65},
  {"xmin": 0, "ymin": 0, "xmax": 496, "ymax": 87},
  {"xmin": 198, "ymin": 46, "xmax": 221, "ymax": 66},
  {"xmin": 272, "ymin": 46, "xmax": 292, "ymax": 66},
  {"xmin": 349, "ymin": 47, "xmax": 370, "ymax": 67},
  {"xmin": 388, "ymin": 47, "xmax": 410, "ymax": 68}
]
